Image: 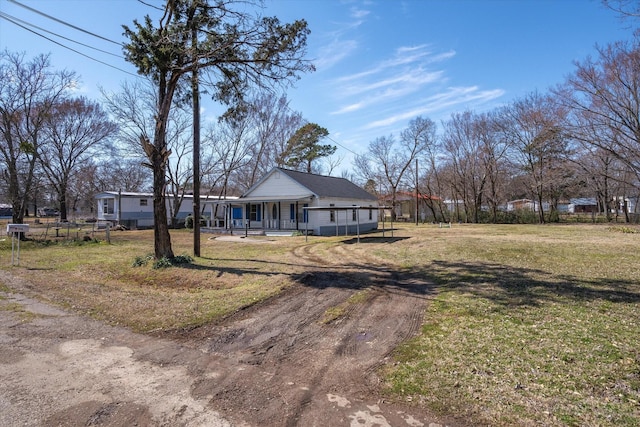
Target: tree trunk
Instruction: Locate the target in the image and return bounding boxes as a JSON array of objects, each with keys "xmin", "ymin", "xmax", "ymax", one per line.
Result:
[
  {"xmin": 59, "ymin": 179, "xmax": 68, "ymax": 221},
  {"xmin": 537, "ymin": 192, "xmax": 545, "ymax": 224},
  {"xmin": 153, "ymin": 164, "xmax": 174, "ymax": 259},
  {"xmin": 59, "ymin": 195, "xmax": 68, "ymax": 222}
]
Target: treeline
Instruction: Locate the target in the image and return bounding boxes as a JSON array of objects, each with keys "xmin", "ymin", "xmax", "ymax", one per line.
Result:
[
  {"xmin": 353, "ymin": 39, "xmax": 640, "ymax": 224},
  {"xmin": 2, "ymin": 10, "xmax": 639, "ymax": 226},
  {"xmin": 0, "ymin": 51, "xmax": 323, "ymax": 223}
]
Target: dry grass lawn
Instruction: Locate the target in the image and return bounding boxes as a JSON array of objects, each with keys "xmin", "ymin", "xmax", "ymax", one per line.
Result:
[{"xmin": 1, "ymin": 222, "xmax": 639, "ymax": 426}]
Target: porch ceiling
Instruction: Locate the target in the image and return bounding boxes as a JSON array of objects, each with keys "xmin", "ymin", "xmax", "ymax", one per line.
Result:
[{"xmin": 230, "ymin": 195, "xmax": 315, "ymax": 203}]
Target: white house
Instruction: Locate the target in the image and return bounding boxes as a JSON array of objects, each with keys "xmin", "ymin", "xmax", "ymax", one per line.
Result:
[
  {"xmin": 226, "ymin": 168, "xmax": 379, "ymax": 236},
  {"xmin": 95, "ymin": 191, "xmax": 234, "ymax": 229}
]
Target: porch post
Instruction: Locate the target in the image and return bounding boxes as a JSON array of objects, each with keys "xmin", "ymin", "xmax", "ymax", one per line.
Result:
[
  {"xmin": 357, "ymin": 207, "xmax": 360, "ymax": 243},
  {"xmin": 345, "ymin": 210, "xmax": 348, "ymax": 236}
]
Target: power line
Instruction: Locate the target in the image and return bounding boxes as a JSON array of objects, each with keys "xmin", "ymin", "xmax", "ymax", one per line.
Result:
[
  {"xmin": 137, "ymin": 0, "xmax": 164, "ymax": 12},
  {"xmin": 0, "ymin": 13, "xmax": 140, "ymax": 78},
  {"xmin": 7, "ymin": 0, "xmax": 122, "ymax": 46},
  {"xmin": 0, "ymin": 12, "xmax": 122, "ymax": 58},
  {"xmin": 325, "ymin": 134, "xmax": 358, "ymax": 156},
  {"xmin": 3, "ymin": 1, "xmax": 358, "ymax": 157}
]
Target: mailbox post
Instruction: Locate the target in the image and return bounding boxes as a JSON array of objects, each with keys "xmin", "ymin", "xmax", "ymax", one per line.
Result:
[{"xmin": 6, "ymin": 224, "xmax": 29, "ymax": 265}]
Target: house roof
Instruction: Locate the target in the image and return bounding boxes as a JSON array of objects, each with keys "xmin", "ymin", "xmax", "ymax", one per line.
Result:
[
  {"xmin": 243, "ymin": 168, "xmax": 377, "ymax": 201},
  {"xmin": 569, "ymin": 198, "xmax": 597, "ymax": 205}
]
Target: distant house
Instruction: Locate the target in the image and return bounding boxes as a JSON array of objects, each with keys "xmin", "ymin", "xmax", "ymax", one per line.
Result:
[
  {"xmin": 226, "ymin": 167, "xmax": 379, "ymax": 236},
  {"xmin": 614, "ymin": 196, "xmax": 638, "ymax": 214},
  {"xmin": 95, "ymin": 191, "xmax": 234, "ymax": 229},
  {"xmin": 0, "ymin": 203, "xmax": 12, "ymax": 219},
  {"xmin": 568, "ymin": 198, "xmax": 598, "ymax": 213},
  {"xmin": 507, "ymin": 199, "xmax": 535, "ymax": 211},
  {"xmin": 378, "ymin": 191, "xmax": 442, "ymax": 221}
]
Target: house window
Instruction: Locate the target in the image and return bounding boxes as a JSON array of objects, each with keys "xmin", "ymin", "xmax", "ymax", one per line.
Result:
[
  {"xmin": 303, "ymin": 203, "xmax": 308, "ymax": 222},
  {"xmin": 368, "ymin": 205, "xmax": 373, "ymax": 220},
  {"xmin": 102, "ymin": 198, "xmax": 114, "ymax": 214},
  {"xmin": 330, "ymin": 204, "xmax": 335, "ymax": 222},
  {"xmin": 140, "ymin": 199, "xmax": 148, "ymax": 206},
  {"xmin": 289, "ymin": 203, "xmax": 295, "ymax": 221},
  {"xmin": 250, "ymin": 204, "xmax": 261, "ymax": 221},
  {"xmin": 352, "ymin": 206, "xmax": 357, "ymax": 221}
]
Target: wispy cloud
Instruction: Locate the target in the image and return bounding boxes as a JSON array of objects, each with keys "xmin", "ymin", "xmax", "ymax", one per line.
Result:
[
  {"xmin": 362, "ymin": 86, "xmax": 505, "ymax": 129},
  {"xmin": 350, "ymin": 6, "xmax": 370, "ymax": 19},
  {"xmin": 334, "ymin": 44, "xmax": 442, "ymax": 84},
  {"xmin": 340, "ymin": 69, "xmax": 443, "ymax": 96},
  {"xmin": 333, "ymin": 102, "xmax": 364, "ymax": 114},
  {"xmin": 313, "ymin": 39, "xmax": 359, "ymax": 71},
  {"xmin": 330, "ymin": 45, "xmax": 452, "ymax": 115},
  {"xmin": 311, "ymin": 2, "xmax": 372, "ymax": 72},
  {"xmin": 331, "ymin": 70, "xmax": 444, "ymax": 114}
]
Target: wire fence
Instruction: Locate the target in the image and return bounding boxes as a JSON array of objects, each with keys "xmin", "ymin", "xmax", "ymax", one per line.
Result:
[{"xmin": 1, "ymin": 219, "xmax": 113, "ymax": 243}]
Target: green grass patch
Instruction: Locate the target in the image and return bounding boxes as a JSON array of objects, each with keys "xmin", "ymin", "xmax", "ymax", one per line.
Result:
[{"xmin": 376, "ymin": 224, "xmax": 640, "ymax": 426}]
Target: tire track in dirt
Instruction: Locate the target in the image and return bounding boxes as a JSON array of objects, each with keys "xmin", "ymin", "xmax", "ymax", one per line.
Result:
[
  {"xmin": 182, "ymin": 239, "xmax": 456, "ymax": 426},
  {"xmin": 0, "ymin": 240, "xmax": 460, "ymax": 427}
]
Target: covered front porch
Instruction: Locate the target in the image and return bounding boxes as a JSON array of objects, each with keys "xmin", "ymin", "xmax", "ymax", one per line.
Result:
[{"xmin": 225, "ymin": 197, "xmax": 312, "ymax": 233}]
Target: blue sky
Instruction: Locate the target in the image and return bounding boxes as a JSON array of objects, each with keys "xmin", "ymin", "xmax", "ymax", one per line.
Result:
[{"xmin": 0, "ymin": 0, "xmax": 635, "ymax": 170}]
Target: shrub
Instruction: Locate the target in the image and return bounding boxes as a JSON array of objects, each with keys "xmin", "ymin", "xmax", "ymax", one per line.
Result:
[
  {"xmin": 152, "ymin": 254, "xmax": 193, "ymax": 269},
  {"xmin": 132, "ymin": 253, "xmax": 154, "ymax": 267},
  {"xmin": 185, "ymin": 215, "xmax": 194, "ymax": 229},
  {"xmin": 152, "ymin": 257, "xmax": 174, "ymax": 269}
]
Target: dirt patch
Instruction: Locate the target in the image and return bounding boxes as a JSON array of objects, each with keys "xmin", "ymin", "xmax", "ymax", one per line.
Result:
[{"xmin": 0, "ymin": 240, "xmax": 465, "ymax": 426}]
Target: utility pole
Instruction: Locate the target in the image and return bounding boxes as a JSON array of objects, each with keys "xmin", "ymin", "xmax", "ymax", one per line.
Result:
[
  {"xmin": 192, "ymin": 23, "xmax": 201, "ymax": 257},
  {"xmin": 415, "ymin": 158, "xmax": 419, "ymax": 226}
]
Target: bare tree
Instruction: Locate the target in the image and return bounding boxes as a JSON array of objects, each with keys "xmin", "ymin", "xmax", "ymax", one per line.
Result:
[
  {"xmin": 240, "ymin": 92, "xmax": 304, "ymax": 189},
  {"xmin": 499, "ymin": 92, "xmax": 570, "ymax": 223},
  {"xmin": 422, "ymin": 144, "xmax": 451, "ymax": 223},
  {"xmin": 477, "ymin": 112, "xmax": 513, "ymax": 223},
  {"xmin": 0, "ymin": 51, "xmax": 75, "ymax": 226},
  {"xmin": 603, "ymin": 0, "xmax": 640, "ymax": 36},
  {"xmin": 39, "ymin": 97, "xmax": 117, "ymax": 221},
  {"xmin": 355, "ymin": 116, "xmax": 436, "ymax": 219},
  {"xmin": 164, "ymin": 106, "xmax": 194, "ymax": 228},
  {"xmin": 203, "ymin": 117, "xmax": 251, "ymax": 194},
  {"xmin": 97, "ymin": 159, "xmax": 152, "ymax": 193},
  {"xmin": 441, "ymin": 111, "xmax": 487, "ymax": 223},
  {"xmin": 103, "ymin": 80, "xmax": 195, "ymax": 228},
  {"xmin": 100, "ymin": 80, "xmax": 155, "ymax": 157},
  {"xmin": 556, "ymin": 40, "xmax": 640, "ymax": 200}
]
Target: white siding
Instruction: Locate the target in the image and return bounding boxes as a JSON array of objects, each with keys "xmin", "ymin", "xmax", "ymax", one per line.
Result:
[
  {"xmin": 246, "ymin": 170, "xmax": 311, "ymax": 198},
  {"xmin": 307, "ymin": 197, "xmax": 379, "ymax": 235},
  {"xmin": 96, "ymin": 193, "xmax": 200, "ymax": 225},
  {"xmin": 120, "ymin": 196, "xmax": 154, "ymax": 216}
]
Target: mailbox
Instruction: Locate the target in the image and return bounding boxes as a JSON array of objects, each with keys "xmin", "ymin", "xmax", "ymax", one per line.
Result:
[{"xmin": 6, "ymin": 224, "xmax": 30, "ymax": 233}]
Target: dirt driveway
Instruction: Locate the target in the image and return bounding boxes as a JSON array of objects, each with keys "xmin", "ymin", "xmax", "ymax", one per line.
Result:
[{"xmin": 0, "ymin": 240, "xmax": 461, "ymax": 426}]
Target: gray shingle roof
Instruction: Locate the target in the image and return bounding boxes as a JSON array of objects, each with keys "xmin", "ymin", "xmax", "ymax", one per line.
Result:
[{"xmin": 278, "ymin": 168, "xmax": 376, "ymax": 201}]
